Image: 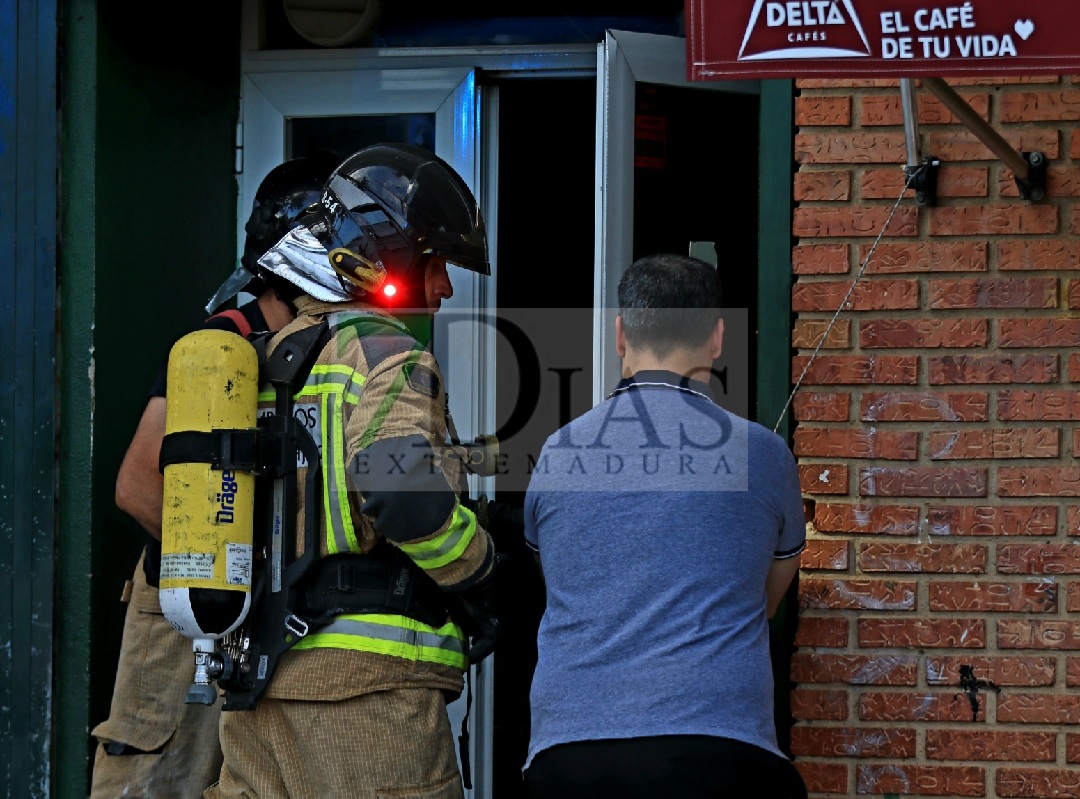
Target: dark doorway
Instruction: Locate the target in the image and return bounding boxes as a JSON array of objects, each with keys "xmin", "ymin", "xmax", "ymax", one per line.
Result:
[{"xmin": 491, "ymin": 76, "xmax": 596, "ymax": 798}]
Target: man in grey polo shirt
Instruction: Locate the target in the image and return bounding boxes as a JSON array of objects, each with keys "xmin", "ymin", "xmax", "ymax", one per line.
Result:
[{"xmin": 523, "ymin": 252, "xmax": 807, "ymax": 798}]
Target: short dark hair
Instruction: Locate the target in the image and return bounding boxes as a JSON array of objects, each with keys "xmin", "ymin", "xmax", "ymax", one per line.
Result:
[{"xmin": 617, "ymin": 253, "xmax": 721, "ymax": 357}]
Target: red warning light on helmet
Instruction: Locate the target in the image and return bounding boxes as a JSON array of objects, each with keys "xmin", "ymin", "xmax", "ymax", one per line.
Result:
[{"xmin": 383, "ymin": 283, "xmax": 397, "ymax": 298}]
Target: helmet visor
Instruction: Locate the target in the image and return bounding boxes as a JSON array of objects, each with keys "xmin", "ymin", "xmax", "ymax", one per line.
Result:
[
  {"xmin": 204, "ymin": 266, "xmax": 257, "ymax": 315},
  {"xmin": 257, "ymin": 226, "xmax": 352, "ymax": 302}
]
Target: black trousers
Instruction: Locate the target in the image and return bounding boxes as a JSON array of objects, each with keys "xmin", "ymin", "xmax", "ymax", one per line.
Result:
[{"xmin": 525, "ymin": 735, "xmax": 808, "ymax": 799}]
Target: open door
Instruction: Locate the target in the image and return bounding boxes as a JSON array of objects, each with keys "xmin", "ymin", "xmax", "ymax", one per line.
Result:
[{"xmin": 595, "ymin": 30, "xmax": 760, "ymax": 416}]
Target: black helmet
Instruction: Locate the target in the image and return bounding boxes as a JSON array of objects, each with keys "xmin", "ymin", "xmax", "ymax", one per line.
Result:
[
  {"xmin": 205, "ymin": 150, "xmax": 340, "ymax": 313},
  {"xmin": 256, "ymin": 143, "xmax": 488, "ymax": 308}
]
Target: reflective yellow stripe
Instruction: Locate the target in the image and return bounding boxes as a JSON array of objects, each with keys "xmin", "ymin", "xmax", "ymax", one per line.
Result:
[
  {"xmin": 399, "ymin": 503, "xmax": 477, "ymax": 571},
  {"xmin": 292, "ymin": 613, "xmax": 467, "ymax": 669}
]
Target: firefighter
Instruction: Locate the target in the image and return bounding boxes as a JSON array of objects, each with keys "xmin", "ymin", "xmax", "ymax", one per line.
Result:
[
  {"xmin": 90, "ymin": 152, "xmax": 339, "ymax": 799},
  {"xmin": 205, "ymin": 143, "xmax": 499, "ymax": 799}
]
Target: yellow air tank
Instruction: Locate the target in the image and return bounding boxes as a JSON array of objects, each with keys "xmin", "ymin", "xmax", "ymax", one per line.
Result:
[{"xmin": 160, "ymin": 328, "xmax": 258, "ymax": 643}]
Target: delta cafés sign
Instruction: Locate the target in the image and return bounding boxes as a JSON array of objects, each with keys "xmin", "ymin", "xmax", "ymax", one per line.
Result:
[{"xmin": 687, "ymin": 0, "xmax": 1080, "ymax": 80}]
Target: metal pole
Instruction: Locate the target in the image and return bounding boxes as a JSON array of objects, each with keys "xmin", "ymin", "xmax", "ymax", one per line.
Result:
[
  {"xmin": 900, "ymin": 78, "xmax": 920, "ymax": 169},
  {"xmin": 921, "ymin": 76, "xmax": 1029, "ymax": 179}
]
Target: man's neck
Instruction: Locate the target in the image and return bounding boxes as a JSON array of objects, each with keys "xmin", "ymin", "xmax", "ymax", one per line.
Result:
[{"xmin": 622, "ymin": 349, "xmax": 715, "ymax": 384}]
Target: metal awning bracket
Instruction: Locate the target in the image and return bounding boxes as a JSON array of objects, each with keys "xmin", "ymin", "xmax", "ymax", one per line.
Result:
[{"xmin": 901, "ymin": 77, "xmax": 1048, "ymax": 202}]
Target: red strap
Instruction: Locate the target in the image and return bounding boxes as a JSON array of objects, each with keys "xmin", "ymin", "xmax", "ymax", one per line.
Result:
[{"xmin": 209, "ymin": 309, "xmax": 252, "ymax": 339}]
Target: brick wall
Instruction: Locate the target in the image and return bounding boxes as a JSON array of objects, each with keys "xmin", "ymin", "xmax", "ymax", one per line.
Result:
[{"xmin": 790, "ymin": 76, "xmax": 1080, "ymax": 798}]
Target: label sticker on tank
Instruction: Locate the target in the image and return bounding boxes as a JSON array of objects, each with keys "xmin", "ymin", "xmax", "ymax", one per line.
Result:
[
  {"xmin": 226, "ymin": 543, "xmax": 253, "ymax": 586},
  {"xmin": 258, "ymin": 401, "xmax": 322, "ymax": 468},
  {"xmin": 160, "ymin": 552, "xmax": 215, "ymax": 581}
]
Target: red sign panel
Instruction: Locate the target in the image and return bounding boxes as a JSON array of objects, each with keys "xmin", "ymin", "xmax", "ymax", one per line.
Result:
[{"xmin": 687, "ymin": 0, "xmax": 1080, "ymax": 80}]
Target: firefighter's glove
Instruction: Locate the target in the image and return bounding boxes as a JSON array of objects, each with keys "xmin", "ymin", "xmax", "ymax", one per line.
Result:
[
  {"xmin": 467, "ymin": 494, "xmax": 525, "ymax": 539},
  {"xmin": 455, "ymin": 572, "xmax": 500, "ymax": 664}
]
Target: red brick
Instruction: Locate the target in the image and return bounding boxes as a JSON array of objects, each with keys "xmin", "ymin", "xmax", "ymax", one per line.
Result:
[
  {"xmin": 802, "ymin": 538, "xmax": 849, "ymax": 570},
  {"xmin": 856, "ymin": 763, "xmax": 985, "ymax": 796},
  {"xmin": 928, "ymin": 205, "xmax": 1059, "ymax": 237},
  {"xmin": 928, "ymin": 277, "xmax": 1058, "ymax": 309},
  {"xmin": 815, "ymin": 503, "xmax": 920, "ymax": 535},
  {"xmin": 797, "ymin": 78, "xmax": 900, "ymax": 89},
  {"xmin": 1069, "ymin": 733, "xmax": 1080, "ymax": 764},
  {"xmin": 998, "ymin": 544, "xmax": 1080, "ymax": 574},
  {"xmin": 861, "ymin": 391, "xmax": 988, "ymax": 422},
  {"xmin": 927, "ymin": 128, "xmax": 1059, "ymax": 162},
  {"xmin": 929, "ymin": 428, "xmax": 1060, "ymax": 459},
  {"xmin": 859, "ymin": 466, "xmax": 987, "ymax": 498},
  {"xmin": 1070, "ymin": 354, "xmax": 1080, "ymax": 382},
  {"xmin": 1070, "ymin": 583, "xmax": 1080, "ymax": 612},
  {"xmin": 998, "ymin": 620, "xmax": 1080, "ymax": 651},
  {"xmin": 859, "ymin": 543, "xmax": 987, "ymax": 574},
  {"xmin": 791, "ymin": 688, "xmax": 849, "ymax": 721},
  {"xmin": 1070, "ymin": 278, "xmax": 1080, "ymax": 309},
  {"xmin": 858, "ymin": 691, "xmax": 982, "ymax": 722},
  {"xmin": 862, "ymin": 166, "xmax": 988, "ymax": 200},
  {"xmin": 1000, "ymin": 91, "xmax": 1080, "ymax": 122},
  {"xmin": 795, "ymin": 131, "xmax": 910, "ymax": 165},
  {"xmin": 800, "ymin": 463, "xmax": 849, "ymax": 495},
  {"xmin": 793, "ymin": 319, "xmax": 850, "ymax": 348},
  {"xmin": 998, "ymin": 240, "xmax": 1080, "ymax": 271},
  {"xmin": 794, "ymin": 761, "xmax": 848, "ymax": 794},
  {"xmin": 795, "ymin": 616, "xmax": 849, "ymax": 648},
  {"xmin": 795, "ymin": 95, "xmax": 851, "ymax": 126},
  {"xmin": 795, "ymin": 428, "xmax": 917, "ymax": 460},
  {"xmin": 858, "ymin": 618, "xmax": 985, "ymax": 648},
  {"xmin": 1001, "ymin": 166, "xmax": 1080, "ymax": 198},
  {"xmin": 794, "ymin": 169, "xmax": 851, "ymax": 201},
  {"xmin": 999, "ymin": 390, "xmax": 1080, "ymax": 420},
  {"xmin": 927, "ymin": 505, "xmax": 1057, "ymax": 537},
  {"xmin": 998, "ymin": 467, "xmax": 1080, "ymax": 497},
  {"xmin": 790, "ymin": 653, "xmax": 918, "ymax": 686},
  {"xmin": 862, "ymin": 241, "xmax": 987, "ymax": 274},
  {"xmin": 791, "ymin": 726, "xmax": 915, "ymax": 758},
  {"xmin": 861, "ymin": 92, "xmax": 989, "ymax": 126},
  {"xmin": 793, "ymin": 206, "xmax": 919, "ymax": 237},
  {"xmin": 1069, "ymin": 657, "xmax": 1080, "ymax": 687},
  {"xmin": 1075, "ymin": 428, "xmax": 1080, "ymax": 456},
  {"xmin": 1000, "ymin": 319, "xmax": 1080, "ymax": 348},
  {"xmin": 998, "ymin": 768, "xmax": 1080, "ymax": 798},
  {"xmin": 929, "ymin": 355, "xmax": 1058, "ymax": 385},
  {"xmin": 799, "ymin": 578, "xmax": 916, "ymax": 611},
  {"xmin": 927, "ymin": 730, "xmax": 1056, "ymax": 762},
  {"xmin": 793, "ymin": 243, "xmax": 849, "ymax": 275},
  {"xmin": 926, "ymin": 656, "xmax": 1056, "ymax": 688},
  {"xmin": 794, "ymin": 391, "xmax": 850, "ymax": 422},
  {"xmin": 1071, "ymin": 506, "xmax": 1080, "ymax": 535},
  {"xmin": 792, "ymin": 279, "xmax": 918, "ymax": 312},
  {"xmin": 792, "ymin": 355, "xmax": 918, "ymax": 385},
  {"xmin": 928, "ymin": 580, "xmax": 1058, "ymax": 613},
  {"xmin": 860, "ymin": 318, "xmax": 987, "ymax": 349}
]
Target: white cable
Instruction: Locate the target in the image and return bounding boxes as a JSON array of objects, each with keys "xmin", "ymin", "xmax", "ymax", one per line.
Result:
[{"xmin": 773, "ymin": 168, "xmax": 921, "ymax": 435}]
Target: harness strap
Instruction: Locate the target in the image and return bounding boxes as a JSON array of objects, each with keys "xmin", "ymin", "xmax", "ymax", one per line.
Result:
[
  {"xmin": 298, "ymin": 545, "xmax": 451, "ymax": 630},
  {"xmin": 209, "ymin": 308, "xmax": 253, "ymax": 339}
]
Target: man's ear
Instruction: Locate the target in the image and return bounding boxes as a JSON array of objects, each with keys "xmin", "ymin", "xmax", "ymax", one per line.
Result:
[
  {"xmin": 710, "ymin": 317, "xmax": 725, "ymax": 360},
  {"xmin": 615, "ymin": 315, "xmax": 627, "ymax": 358}
]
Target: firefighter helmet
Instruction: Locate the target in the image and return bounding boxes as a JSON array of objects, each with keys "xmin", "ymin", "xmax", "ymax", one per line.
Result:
[
  {"xmin": 257, "ymin": 143, "xmax": 489, "ymax": 308},
  {"xmin": 205, "ymin": 151, "xmax": 340, "ymax": 314}
]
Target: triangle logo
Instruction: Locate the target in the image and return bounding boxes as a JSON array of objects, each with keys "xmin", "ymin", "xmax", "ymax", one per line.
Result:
[{"xmin": 738, "ymin": 0, "xmax": 873, "ymax": 61}]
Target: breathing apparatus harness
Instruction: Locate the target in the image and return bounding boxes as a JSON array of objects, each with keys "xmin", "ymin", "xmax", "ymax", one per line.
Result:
[{"xmin": 160, "ymin": 315, "xmax": 461, "ymax": 711}]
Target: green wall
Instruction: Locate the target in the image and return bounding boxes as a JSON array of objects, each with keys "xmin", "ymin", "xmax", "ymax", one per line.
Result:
[{"xmin": 57, "ymin": 2, "xmax": 241, "ymax": 793}]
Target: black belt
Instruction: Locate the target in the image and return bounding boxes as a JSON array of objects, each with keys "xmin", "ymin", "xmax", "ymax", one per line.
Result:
[{"xmin": 298, "ymin": 544, "xmax": 450, "ymax": 630}]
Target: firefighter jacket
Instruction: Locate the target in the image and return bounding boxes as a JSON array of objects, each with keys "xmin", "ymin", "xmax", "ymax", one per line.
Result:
[{"xmin": 260, "ymin": 296, "xmax": 496, "ymax": 702}]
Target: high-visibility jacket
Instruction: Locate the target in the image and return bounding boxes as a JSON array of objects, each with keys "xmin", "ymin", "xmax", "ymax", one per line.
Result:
[{"xmin": 259, "ymin": 296, "xmax": 495, "ymax": 702}]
